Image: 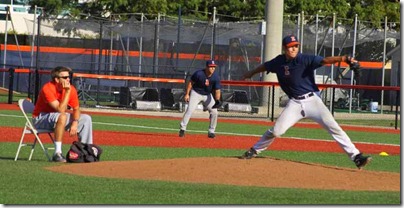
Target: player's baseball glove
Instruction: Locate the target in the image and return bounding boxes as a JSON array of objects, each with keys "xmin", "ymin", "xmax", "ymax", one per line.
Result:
[
  {"xmin": 345, "ymin": 55, "xmax": 361, "ymax": 79},
  {"xmin": 212, "ymin": 100, "xmax": 222, "ymax": 109}
]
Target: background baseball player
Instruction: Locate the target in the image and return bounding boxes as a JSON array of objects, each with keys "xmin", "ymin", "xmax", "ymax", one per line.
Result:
[
  {"xmin": 240, "ymin": 35, "xmax": 371, "ymax": 170},
  {"xmin": 179, "ymin": 60, "xmax": 222, "ymax": 138}
]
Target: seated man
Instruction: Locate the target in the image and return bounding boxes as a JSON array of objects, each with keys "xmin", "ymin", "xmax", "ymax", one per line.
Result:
[{"xmin": 32, "ymin": 66, "xmax": 93, "ymax": 162}]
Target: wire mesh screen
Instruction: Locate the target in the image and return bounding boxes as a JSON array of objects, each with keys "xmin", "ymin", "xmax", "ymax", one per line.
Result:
[{"xmin": 0, "ymin": 13, "xmax": 400, "ymax": 121}]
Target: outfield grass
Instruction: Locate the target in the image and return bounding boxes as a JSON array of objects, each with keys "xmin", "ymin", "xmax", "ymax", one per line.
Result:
[{"xmin": 0, "ymin": 109, "xmax": 400, "ymax": 204}]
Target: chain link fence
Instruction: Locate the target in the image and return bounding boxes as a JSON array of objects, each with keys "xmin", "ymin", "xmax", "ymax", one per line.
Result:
[{"xmin": 0, "ymin": 13, "xmax": 400, "ymax": 123}]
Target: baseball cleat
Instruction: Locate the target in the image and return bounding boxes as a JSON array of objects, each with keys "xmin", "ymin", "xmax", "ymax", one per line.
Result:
[
  {"xmin": 241, "ymin": 148, "xmax": 257, "ymax": 159},
  {"xmin": 354, "ymin": 153, "xmax": 372, "ymax": 170},
  {"xmin": 179, "ymin": 129, "xmax": 185, "ymax": 137},
  {"xmin": 208, "ymin": 132, "xmax": 215, "ymax": 138},
  {"xmin": 52, "ymin": 152, "xmax": 66, "ymax": 163}
]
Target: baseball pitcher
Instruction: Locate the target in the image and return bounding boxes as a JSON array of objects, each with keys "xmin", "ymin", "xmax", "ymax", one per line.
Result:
[{"xmin": 240, "ymin": 35, "xmax": 371, "ymax": 170}]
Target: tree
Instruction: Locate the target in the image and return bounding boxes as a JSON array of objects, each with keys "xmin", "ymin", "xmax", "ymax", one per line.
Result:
[
  {"xmin": 29, "ymin": 0, "xmax": 400, "ymax": 27},
  {"xmin": 166, "ymin": 0, "xmax": 209, "ymax": 20},
  {"xmin": 29, "ymin": 0, "xmax": 64, "ymax": 17},
  {"xmin": 126, "ymin": 0, "xmax": 168, "ymax": 15},
  {"xmin": 284, "ymin": 0, "xmax": 400, "ymax": 28}
]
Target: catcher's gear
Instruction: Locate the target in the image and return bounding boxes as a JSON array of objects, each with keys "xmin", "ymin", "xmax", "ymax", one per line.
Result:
[
  {"xmin": 212, "ymin": 100, "xmax": 222, "ymax": 109},
  {"xmin": 345, "ymin": 55, "xmax": 361, "ymax": 79}
]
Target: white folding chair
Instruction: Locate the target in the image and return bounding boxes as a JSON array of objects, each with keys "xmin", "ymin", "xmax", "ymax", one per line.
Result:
[{"xmin": 15, "ymin": 99, "xmax": 55, "ymax": 161}]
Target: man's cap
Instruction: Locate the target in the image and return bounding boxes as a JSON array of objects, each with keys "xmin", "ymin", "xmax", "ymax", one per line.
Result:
[
  {"xmin": 206, "ymin": 60, "xmax": 218, "ymax": 67},
  {"xmin": 282, "ymin": 35, "xmax": 300, "ymax": 47}
]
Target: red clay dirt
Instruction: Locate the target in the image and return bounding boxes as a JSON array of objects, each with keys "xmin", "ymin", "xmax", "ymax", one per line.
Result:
[{"xmin": 1, "ymin": 103, "xmax": 400, "ymax": 191}]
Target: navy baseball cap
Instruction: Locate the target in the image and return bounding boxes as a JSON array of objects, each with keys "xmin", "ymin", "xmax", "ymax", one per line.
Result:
[
  {"xmin": 282, "ymin": 35, "xmax": 300, "ymax": 47},
  {"xmin": 206, "ymin": 60, "xmax": 217, "ymax": 67}
]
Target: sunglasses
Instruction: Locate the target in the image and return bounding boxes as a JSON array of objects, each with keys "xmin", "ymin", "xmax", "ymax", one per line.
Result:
[{"xmin": 58, "ymin": 76, "xmax": 70, "ymax": 79}]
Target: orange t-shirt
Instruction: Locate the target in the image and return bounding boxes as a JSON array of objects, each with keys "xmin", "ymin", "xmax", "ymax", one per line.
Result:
[{"xmin": 33, "ymin": 81, "xmax": 79, "ymax": 118}]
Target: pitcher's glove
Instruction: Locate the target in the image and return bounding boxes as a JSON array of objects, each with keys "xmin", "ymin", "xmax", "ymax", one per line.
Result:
[
  {"xmin": 212, "ymin": 100, "xmax": 222, "ymax": 109},
  {"xmin": 345, "ymin": 55, "xmax": 361, "ymax": 79}
]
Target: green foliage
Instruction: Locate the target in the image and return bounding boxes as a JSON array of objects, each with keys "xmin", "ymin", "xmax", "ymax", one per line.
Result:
[
  {"xmin": 28, "ymin": 0, "xmax": 400, "ymax": 26},
  {"xmin": 29, "ymin": 0, "xmax": 63, "ymax": 16},
  {"xmin": 213, "ymin": 0, "xmax": 265, "ymax": 21},
  {"xmin": 167, "ymin": 0, "xmax": 204, "ymax": 18},
  {"xmin": 359, "ymin": 0, "xmax": 386, "ymax": 28},
  {"xmin": 128, "ymin": 0, "xmax": 169, "ymax": 15},
  {"xmin": 285, "ymin": 0, "xmax": 399, "ymax": 28}
]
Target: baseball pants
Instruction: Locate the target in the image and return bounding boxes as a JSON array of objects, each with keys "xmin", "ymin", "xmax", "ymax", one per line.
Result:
[
  {"xmin": 180, "ymin": 89, "xmax": 218, "ymax": 134},
  {"xmin": 252, "ymin": 94, "xmax": 361, "ymax": 161},
  {"xmin": 33, "ymin": 112, "xmax": 93, "ymax": 144}
]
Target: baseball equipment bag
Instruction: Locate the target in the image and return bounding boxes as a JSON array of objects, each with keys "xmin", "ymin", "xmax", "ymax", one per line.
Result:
[{"xmin": 66, "ymin": 141, "xmax": 103, "ymax": 163}]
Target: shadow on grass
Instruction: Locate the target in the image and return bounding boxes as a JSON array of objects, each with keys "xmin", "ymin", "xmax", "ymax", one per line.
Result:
[{"xmin": 0, "ymin": 156, "xmax": 17, "ymax": 160}]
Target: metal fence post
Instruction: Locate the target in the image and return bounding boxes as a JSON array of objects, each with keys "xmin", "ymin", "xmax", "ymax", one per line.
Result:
[
  {"xmin": 34, "ymin": 68, "xmax": 39, "ymax": 104},
  {"xmin": 394, "ymin": 89, "xmax": 399, "ymax": 129},
  {"xmin": 8, "ymin": 67, "xmax": 14, "ymax": 104},
  {"xmin": 34, "ymin": 15, "xmax": 41, "ymax": 104},
  {"xmin": 271, "ymin": 85, "xmax": 275, "ymax": 122},
  {"xmin": 331, "ymin": 87, "xmax": 336, "ymax": 116},
  {"xmin": 266, "ymin": 86, "xmax": 270, "ymax": 119},
  {"xmin": 97, "ymin": 21, "xmax": 103, "ymax": 106}
]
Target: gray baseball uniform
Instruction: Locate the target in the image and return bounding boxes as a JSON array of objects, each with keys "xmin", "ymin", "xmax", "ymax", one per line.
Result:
[{"xmin": 179, "ymin": 61, "xmax": 222, "ymax": 137}]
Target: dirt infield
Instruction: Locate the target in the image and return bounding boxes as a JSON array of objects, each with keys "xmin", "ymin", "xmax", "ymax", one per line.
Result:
[{"xmin": 47, "ymin": 157, "xmax": 399, "ymax": 191}]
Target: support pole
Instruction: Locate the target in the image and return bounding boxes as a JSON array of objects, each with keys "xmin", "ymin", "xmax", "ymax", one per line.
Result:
[
  {"xmin": 329, "ymin": 13, "xmax": 336, "ymax": 112},
  {"xmin": 28, "ymin": 5, "xmax": 38, "ymax": 100},
  {"xmin": 30, "ymin": 6, "xmax": 37, "ymax": 69},
  {"xmin": 138, "ymin": 13, "xmax": 144, "ymax": 87},
  {"xmin": 34, "ymin": 15, "xmax": 41, "ymax": 104},
  {"xmin": 348, "ymin": 14, "xmax": 358, "ymax": 113},
  {"xmin": 210, "ymin": 7, "xmax": 216, "ymax": 59},
  {"xmin": 262, "ymin": 0, "xmax": 284, "ymax": 107},
  {"xmin": 296, "ymin": 13, "xmax": 300, "ymax": 41},
  {"xmin": 299, "ymin": 11, "xmax": 304, "ymax": 52},
  {"xmin": 314, "ymin": 14, "xmax": 319, "ymax": 56},
  {"xmin": 97, "ymin": 22, "xmax": 103, "ymax": 106},
  {"xmin": 153, "ymin": 13, "xmax": 161, "ymax": 78},
  {"xmin": 8, "ymin": 68, "xmax": 14, "ymax": 104},
  {"xmin": 2, "ymin": 6, "xmax": 9, "ymax": 88},
  {"xmin": 394, "ymin": 89, "xmax": 399, "ymax": 129},
  {"xmin": 380, "ymin": 16, "xmax": 388, "ymax": 114},
  {"xmin": 176, "ymin": 6, "xmax": 181, "ymax": 71}
]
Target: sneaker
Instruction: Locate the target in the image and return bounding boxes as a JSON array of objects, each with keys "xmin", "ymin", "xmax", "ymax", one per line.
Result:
[
  {"xmin": 241, "ymin": 148, "xmax": 257, "ymax": 159},
  {"xmin": 354, "ymin": 153, "xmax": 372, "ymax": 169},
  {"xmin": 179, "ymin": 129, "xmax": 185, "ymax": 137},
  {"xmin": 52, "ymin": 152, "xmax": 66, "ymax": 163},
  {"xmin": 208, "ymin": 132, "xmax": 215, "ymax": 138}
]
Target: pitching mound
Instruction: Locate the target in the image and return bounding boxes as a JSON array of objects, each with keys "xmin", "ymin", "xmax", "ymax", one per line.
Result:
[{"xmin": 47, "ymin": 157, "xmax": 399, "ymax": 191}]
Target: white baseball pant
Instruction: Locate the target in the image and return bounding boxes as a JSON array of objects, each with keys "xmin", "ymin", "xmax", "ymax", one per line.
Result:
[
  {"xmin": 180, "ymin": 89, "xmax": 218, "ymax": 134},
  {"xmin": 252, "ymin": 93, "xmax": 361, "ymax": 161}
]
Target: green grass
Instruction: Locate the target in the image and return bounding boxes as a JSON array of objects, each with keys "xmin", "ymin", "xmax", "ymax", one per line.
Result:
[
  {"xmin": 0, "ymin": 143, "xmax": 400, "ymax": 204},
  {"xmin": 0, "ymin": 108, "xmax": 400, "ymax": 204},
  {"xmin": 0, "ymin": 109, "xmax": 400, "ymax": 145},
  {"xmin": 335, "ymin": 119, "xmax": 400, "ymax": 128}
]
